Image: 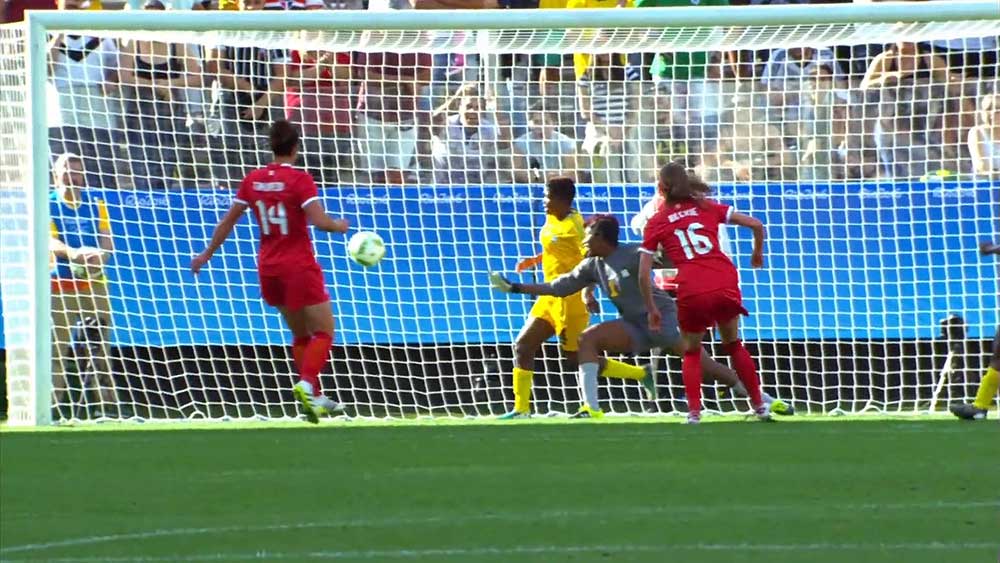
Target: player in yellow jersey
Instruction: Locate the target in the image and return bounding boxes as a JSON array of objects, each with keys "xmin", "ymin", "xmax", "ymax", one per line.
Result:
[
  {"xmin": 500, "ymin": 177, "xmax": 654, "ymax": 419},
  {"xmin": 950, "ymin": 240, "xmax": 1000, "ymax": 421}
]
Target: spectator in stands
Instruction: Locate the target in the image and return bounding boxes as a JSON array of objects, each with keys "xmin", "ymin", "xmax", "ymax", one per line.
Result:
[
  {"xmin": 48, "ymin": 0, "xmax": 121, "ymax": 189},
  {"xmin": 354, "ymin": 0, "xmax": 433, "ymax": 185},
  {"xmin": 577, "ymin": 52, "xmax": 631, "ymax": 183},
  {"xmin": 929, "ymin": 36, "xmax": 998, "ymax": 80},
  {"xmin": 860, "ymin": 41, "xmax": 973, "ymax": 178},
  {"xmin": 48, "ymin": 153, "xmax": 119, "ymax": 419},
  {"xmin": 285, "ymin": 50, "xmax": 354, "ymax": 185},
  {"xmin": 431, "ymin": 86, "xmax": 510, "ymax": 184},
  {"xmin": 697, "ymin": 105, "xmax": 795, "ymax": 182},
  {"xmin": 969, "ymin": 92, "xmax": 1000, "ymax": 177},
  {"xmin": 205, "ymin": 0, "xmax": 289, "ymax": 183},
  {"xmin": 512, "ymin": 109, "xmax": 578, "ymax": 183},
  {"xmin": 118, "ymin": 0, "xmax": 205, "ymax": 188},
  {"xmin": 628, "ymin": 0, "xmax": 729, "ymax": 175},
  {"xmin": 761, "ymin": 46, "xmax": 851, "ymax": 180}
]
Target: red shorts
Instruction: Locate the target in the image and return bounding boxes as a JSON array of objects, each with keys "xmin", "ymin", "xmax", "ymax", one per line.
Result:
[
  {"xmin": 259, "ymin": 265, "xmax": 329, "ymax": 311},
  {"xmin": 676, "ymin": 288, "xmax": 749, "ymax": 333}
]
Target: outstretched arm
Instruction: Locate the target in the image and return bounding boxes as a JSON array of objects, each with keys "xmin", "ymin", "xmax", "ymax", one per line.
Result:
[
  {"xmin": 491, "ymin": 262, "xmax": 594, "ymax": 298},
  {"xmin": 728, "ymin": 212, "xmax": 765, "ymax": 268},
  {"xmin": 191, "ymin": 202, "xmax": 247, "ymax": 273}
]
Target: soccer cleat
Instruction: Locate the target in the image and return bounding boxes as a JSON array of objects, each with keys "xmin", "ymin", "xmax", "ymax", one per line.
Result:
[
  {"xmin": 754, "ymin": 405, "xmax": 775, "ymax": 423},
  {"xmin": 292, "ymin": 381, "xmax": 343, "ymax": 424},
  {"xmin": 497, "ymin": 410, "xmax": 531, "ymax": 420},
  {"xmin": 686, "ymin": 413, "xmax": 701, "ymax": 425},
  {"xmin": 571, "ymin": 405, "xmax": 604, "ymax": 419},
  {"xmin": 640, "ymin": 364, "xmax": 658, "ymax": 402},
  {"xmin": 949, "ymin": 403, "xmax": 988, "ymax": 421},
  {"xmin": 768, "ymin": 398, "xmax": 795, "ymax": 416}
]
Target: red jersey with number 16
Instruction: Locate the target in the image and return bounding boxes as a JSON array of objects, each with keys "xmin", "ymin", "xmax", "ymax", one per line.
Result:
[
  {"xmin": 234, "ymin": 162, "xmax": 320, "ymax": 275},
  {"xmin": 641, "ymin": 199, "xmax": 737, "ymax": 298}
]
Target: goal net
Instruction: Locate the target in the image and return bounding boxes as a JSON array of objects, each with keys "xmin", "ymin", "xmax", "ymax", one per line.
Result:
[{"xmin": 1, "ymin": 3, "xmax": 999, "ymax": 424}]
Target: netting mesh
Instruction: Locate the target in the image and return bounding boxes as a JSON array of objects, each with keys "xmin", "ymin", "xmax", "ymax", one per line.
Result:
[
  {"xmin": 0, "ymin": 23, "xmax": 37, "ymax": 424},
  {"xmin": 2, "ymin": 14, "xmax": 999, "ymax": 422}
]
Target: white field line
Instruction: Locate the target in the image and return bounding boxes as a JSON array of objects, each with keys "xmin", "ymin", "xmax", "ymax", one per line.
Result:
[
  {"xmin": 2, "ymin": 500, "xmax": 998, "ymax": 555},
  {"xmin": 2, "ymin": 542, "xmax": 999, "ymax": 562}
]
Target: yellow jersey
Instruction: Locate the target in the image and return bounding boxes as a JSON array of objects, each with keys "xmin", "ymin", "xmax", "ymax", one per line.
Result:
[{"xmin": 539, "ymin": 211, "xmax": 586, "ymax": 283}]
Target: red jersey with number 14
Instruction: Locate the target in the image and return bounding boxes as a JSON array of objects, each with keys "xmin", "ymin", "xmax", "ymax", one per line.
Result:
[
  {"xmin": 641, "ymin": 199, "xmax": 737, "ymax": 298},
  {"xmin": 234, "ymin": 162, "xmax": 320, "ymax": 275}
]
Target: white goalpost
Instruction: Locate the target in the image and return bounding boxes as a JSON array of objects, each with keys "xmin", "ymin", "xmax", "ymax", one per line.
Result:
[{"xmin": 1, "ymin": 1, "xmax": 998, "ymax": 425}]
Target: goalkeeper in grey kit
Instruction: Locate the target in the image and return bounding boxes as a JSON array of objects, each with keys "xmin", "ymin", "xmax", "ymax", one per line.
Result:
[{"xmin": 492, "ymin": 214, "xmax": 789, "ymax": 417}]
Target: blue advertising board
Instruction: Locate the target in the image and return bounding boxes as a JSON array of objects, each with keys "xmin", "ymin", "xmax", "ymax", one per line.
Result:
[{"xmin": 1, "ymin": 181, "xmax": 997, "ymax": 348}]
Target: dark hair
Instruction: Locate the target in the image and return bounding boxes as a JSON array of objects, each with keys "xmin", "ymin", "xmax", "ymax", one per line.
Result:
[
  {"xmin": 658, "ymin": 162, "xmax": 711, "ymax": 205},
  {"xmin": 586, "ymin": 215, "xmax": 620, "ymax": 247},
  {"xmin": 269, "ymin": 120, "xmax": 300, "ymax": 157},
  {"xmin": 546, "ymin": 176, "xmax": 576, "ymax": 204}
]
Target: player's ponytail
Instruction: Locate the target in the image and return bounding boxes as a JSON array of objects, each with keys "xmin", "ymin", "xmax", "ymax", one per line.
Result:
[{"xmin": 658, "ymin": 162, "xmax": 712, "ymax": 207}]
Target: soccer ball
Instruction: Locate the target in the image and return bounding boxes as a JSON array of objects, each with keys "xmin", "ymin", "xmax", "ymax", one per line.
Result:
[{"xmin": 347, "ymin": 231, "xmax": 386, "ymax": 267}]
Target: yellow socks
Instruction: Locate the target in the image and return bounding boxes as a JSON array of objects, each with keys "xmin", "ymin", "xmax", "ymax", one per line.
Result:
[
  {"xmin": 513, "ymin": 367, "xmax": 533, "ymax": 413},
  {"xmin": 601, "ymin": 359, "xmax": 646, "ymax": 380},
  {"xmin": 973, "ymin": 366, "xmax": 999, "ymax": 410}
]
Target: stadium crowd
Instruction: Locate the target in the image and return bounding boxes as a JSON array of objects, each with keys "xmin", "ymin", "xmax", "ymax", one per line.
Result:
[{"xmin": 5, "ymin": 0, "xmax": 999, "ymax": 189}]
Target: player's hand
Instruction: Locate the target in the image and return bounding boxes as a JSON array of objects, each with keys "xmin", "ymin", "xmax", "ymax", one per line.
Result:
[
  {"xmin": 647, "ymin": 308, "xmax": 662, "ymax": 332},
  {"xmin": 979, "ymin": 241, "xmax": 999, "ymax": 256},
  {"xmin": 489, "ymin": 272, "xmax": 514, "ymax": 293},
  {"xmin": 750, "ymin": 251, "xmax": 764, "ymax": 269},
  {"xmin": 515, "ymin": 256, "xmax": 540, "ymax": 273},
  {"xmin": 190, "ymin": 253, "xmax": 211, "ymax": 275},
  {"xmin": 69, "ymin": 246, "xmax": 106, "ymax": 266},
  {"xmin": 333, "ymin": 218, "xmax": 351, "ymax": 233}
]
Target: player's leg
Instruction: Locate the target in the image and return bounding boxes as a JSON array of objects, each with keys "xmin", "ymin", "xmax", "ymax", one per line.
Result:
[
  {"xmin": 717, "ymin": 314, "xmax": 770, "ymax": 421},
  {"xmin": 951, "ymin": 326, "xmax": 999, "ymax": 420},
  {"xmin": 678, "ymin": 330, "xmax": 707, "ymax": 424},
  {"xmin": 570, "ymin": 320, "xmax": 645, "ymax": 417},
  {"xmin": 500, "ymin": 309, "xmax": 556, "ymax": 419},
  {"xmin": 80, "ymin": 284, "xmax": 120, "ymax": 416},
  {"xmin": 50, "ymin": 290, "xmax": 78, "ymax": 418}
]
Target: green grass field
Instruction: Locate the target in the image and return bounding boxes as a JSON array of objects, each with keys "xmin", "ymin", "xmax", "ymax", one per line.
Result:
[{"xmin": 1, "ymin": 417, "xmax": 998, "ymax": 563}]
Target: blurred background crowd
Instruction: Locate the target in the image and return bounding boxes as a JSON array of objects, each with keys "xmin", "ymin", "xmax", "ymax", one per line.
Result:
[{"xmin": 3, "ymin": 0, "xmax": 998, "ymax": 189}]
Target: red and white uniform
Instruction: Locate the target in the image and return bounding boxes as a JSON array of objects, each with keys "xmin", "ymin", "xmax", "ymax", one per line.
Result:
[
  {"xmin": 234, "ymin": 162, "xmax": 329, "ymax": 311},
  {"xmin": 641, "ymin": 199, "xmax": 748, "ymax": 333}
]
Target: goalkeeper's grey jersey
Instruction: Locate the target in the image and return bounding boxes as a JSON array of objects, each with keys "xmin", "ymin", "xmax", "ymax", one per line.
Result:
[{"xmin": 548, "ymin": 243, "xmax": 677, "ymax": 324}]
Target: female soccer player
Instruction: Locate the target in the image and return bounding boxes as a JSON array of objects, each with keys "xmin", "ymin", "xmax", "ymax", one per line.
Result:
[
  {"xmin": 950, "ymin": 240, "xmax": 1000, "ymax": 420},
  {"xmin": 639, "ymin": 162, "xmax": 769, "ymax": 424},
  {"xmin": 631, "ymin": 190, "xmax": 792, "ymax": 417},
  {"xmin": 499, "ymin": 176, "xmax": 598, "ymax": 419},
  {"xmin": 492, "ymin": 215, "xmax": 779, "ymax": 418},
  {"xmin": 191, "ymin": 120, "xmax": 350, "ymax": 423}
]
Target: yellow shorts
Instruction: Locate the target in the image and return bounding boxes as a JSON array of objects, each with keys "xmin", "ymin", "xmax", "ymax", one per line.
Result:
[{"xmin": 529, "ymin": 293, "xmax": 590, "ymax": 352}]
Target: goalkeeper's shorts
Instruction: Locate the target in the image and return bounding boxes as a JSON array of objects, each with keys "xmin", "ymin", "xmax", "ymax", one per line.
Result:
[
  {"xmin": 529, "ymin": 294, "xmax": 590, "ymax": 352},
  {"xmin": 259, "ymin": 265, "xmax": 330, "ymax": 312}
]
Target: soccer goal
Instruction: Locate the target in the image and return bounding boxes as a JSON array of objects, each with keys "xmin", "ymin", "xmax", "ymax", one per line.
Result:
[{"xmin": 1, "ymin": 1, "xmax": 998, "ymax": 425}]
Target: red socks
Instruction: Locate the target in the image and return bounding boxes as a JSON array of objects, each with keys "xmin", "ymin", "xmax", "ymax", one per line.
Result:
[
  {"xmin": 682, "ymin": 349, "xmax": 703, "ymax": 417},
  {"xmin": 725, "ymin": 340, "xmax": 762, "ymax": 409},
  {"xmin": 296, "ymin": 332, "xmax": 333, "ymax": 396},
  {"xmin": 292, "ymin": 336, "xmax": 310, "ymax": 373}
]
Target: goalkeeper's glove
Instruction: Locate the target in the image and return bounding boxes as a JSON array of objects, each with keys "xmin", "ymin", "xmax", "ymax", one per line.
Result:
[{"xmin": 489, "ymin": 272, "xmax": 522, "ymax": 294}]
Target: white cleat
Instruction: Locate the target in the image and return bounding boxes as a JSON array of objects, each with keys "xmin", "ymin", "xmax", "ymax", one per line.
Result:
[
  {"xmin": 754, "ymin": 405, "xmax": 775, "ymax": 423},
  {"xmin": 686, "ymin": 413, "xmax": 701, "ymax": 425}
]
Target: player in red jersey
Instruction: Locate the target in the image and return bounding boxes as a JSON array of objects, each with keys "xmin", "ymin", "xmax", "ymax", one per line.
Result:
[
  {"xmin": 638, "ymin": 162, "xmax": 769, "ymax": 424},
  {"xmin": 191, "ymin": 120, "xmax": 350, "ymax": 423}
]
